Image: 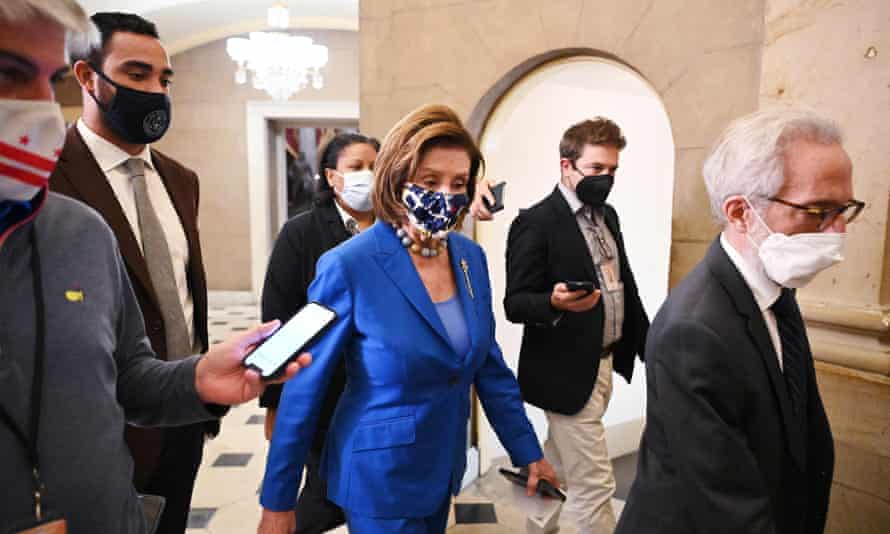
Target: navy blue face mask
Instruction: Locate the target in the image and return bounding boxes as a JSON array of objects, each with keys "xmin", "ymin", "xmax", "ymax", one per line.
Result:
[
  {"xmin": 88, "ymin": 64, "xmax": 172, "ymax": 145},
  {"xmin": 401, "ymin": 183, "xmax": 469, "ymax": 238}
]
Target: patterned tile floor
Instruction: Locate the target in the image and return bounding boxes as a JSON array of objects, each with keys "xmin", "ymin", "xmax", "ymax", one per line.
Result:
[{"xmin": 185, "ymin": 299, "xmax": 630, "ymax": 534}]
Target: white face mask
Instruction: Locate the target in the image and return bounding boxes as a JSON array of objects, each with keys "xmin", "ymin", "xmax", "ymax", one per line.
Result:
[
  {"xmin": 0, "ymin": 98, "xmax": 65, "ymax": 201},
  {"xmin": 744, "ymin": 197, "xmax": 845, "ymax": 288},
  {"xmin": 335, "ymin": 169, "xmax": 374, "ymax": 213}
]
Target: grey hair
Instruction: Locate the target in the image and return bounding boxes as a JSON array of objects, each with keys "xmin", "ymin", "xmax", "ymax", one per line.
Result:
[
  {"xmin": 0, "ymin": 0, "xmax": 98, "ymax": 63},
  {"xmin": 702, "ymin": 107, "xmax": 843, "ymax": 224}
]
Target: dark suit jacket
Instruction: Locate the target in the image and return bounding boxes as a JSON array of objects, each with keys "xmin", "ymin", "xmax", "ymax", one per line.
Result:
[
  {"xmin": 258, "ymin": 199, "xmax": 350, "ymax": 451},
  {"xmin": 504, "ymin": 186, "xmax": 649, "ymax": 415},
  {"xmin": 49, "ymin": 126, "xmax": 211, "ymax": 486},
  {"xmin": 616, "ymin": 239, "xmax": 834, "ymax": 534}
]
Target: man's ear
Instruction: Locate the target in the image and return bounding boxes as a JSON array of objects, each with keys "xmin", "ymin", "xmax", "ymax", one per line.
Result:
[
  {"xmin": 72, "ymin": 60, "xmax": 95, "ymax": 92},
  {"xmin": 723, "ymin": 195, "xmax": 751, "ymax": 233}
]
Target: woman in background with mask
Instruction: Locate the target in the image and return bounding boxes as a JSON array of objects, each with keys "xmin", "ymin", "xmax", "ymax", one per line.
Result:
[
  {"xmin": 258, "ymin": 105, "xmax": 556, "ymax": 534},
  {"xmin": 259, "ymin": 131, "xmax": 378, "ymax": 534}
]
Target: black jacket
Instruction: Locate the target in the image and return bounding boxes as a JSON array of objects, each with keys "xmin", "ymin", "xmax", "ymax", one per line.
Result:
[
  {"xmin": 259, "ymin": 199, "xmax": 351, "ymax": 450},
  {"xmin": 616, "ymin": 238, "xmax": 834, "ymax": 534},
  {"xmin": 504, "ymin": 186, "xmax": 649, "ymax": 415}
]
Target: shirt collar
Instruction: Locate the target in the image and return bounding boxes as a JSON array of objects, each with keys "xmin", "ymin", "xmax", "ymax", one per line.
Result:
[
  {"xmin": 332, "ymin": 198, "xmax": 358, "ymax": 230},
  {"xmin": 720, "ymin": 232, "xmax": 781, "ymax": 312},
  {"xmin": 558, "ymin": 180, "xmax": 584, "ymax": 215},
  {"xmin": 77, "ymin": 119, "xmax": 153, "ymax": 174}
]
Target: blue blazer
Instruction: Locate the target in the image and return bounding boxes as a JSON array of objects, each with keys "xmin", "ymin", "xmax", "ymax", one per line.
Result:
[{"xmin": 261, "ymin": 221, "xmax": 542, "ymax": 518}]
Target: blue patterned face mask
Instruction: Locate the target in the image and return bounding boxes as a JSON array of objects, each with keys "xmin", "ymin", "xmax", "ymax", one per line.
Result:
[{"xmin": 401, "ymin": 183, "xmax": 469, "ymax": 238}]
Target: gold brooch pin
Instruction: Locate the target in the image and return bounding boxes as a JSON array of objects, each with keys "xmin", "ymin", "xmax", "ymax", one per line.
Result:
[
  {"xmin": 460, "ymin": 259, "xmax": 474, "ymax": 299},
  {"xmin": 65, "ymin": 289, "xmax": 84, "ymax": 302}
]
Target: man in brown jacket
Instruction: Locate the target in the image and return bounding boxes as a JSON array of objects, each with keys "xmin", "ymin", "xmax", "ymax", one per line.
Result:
[{"xmin": 50, "ymin": 12, "xmax": 211, "ymax": 534}]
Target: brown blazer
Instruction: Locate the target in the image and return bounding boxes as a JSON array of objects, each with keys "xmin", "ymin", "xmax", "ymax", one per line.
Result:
[{"xmin": 49, "ymin": 125, "xmax": 212, "ymax": 486}]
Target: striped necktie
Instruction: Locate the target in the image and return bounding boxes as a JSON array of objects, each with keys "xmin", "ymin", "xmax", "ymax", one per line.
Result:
[{"xmin": 772, "ymin": 288, "xmax": 808, "ymax": 415}]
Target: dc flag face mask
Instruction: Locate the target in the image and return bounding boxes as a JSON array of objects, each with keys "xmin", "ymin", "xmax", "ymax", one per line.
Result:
[{"xmin": 0, "ymin": 98, "xmax": 65, "ymax": 201}]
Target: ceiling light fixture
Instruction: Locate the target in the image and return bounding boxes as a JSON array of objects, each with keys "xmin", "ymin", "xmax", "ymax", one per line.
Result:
[{"xmin": 224, "ymin": 4, "xmax": 328, "ymax": 101}]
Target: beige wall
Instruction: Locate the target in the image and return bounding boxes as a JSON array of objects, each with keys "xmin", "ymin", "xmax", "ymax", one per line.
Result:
[
  {"xmin": 761, "ymin": 1, "xmax": 890, "ymax": 532},
  {"xmin": 360, "ymin": 0, "xmax": 765, "ymax": 287},
  {"xmin": 155, "ymin": 30, "xmax": 359, "ymax": 290},
  {"xmin": 361, "ymin": 1, "xmax": 889, "ymax": 532}
]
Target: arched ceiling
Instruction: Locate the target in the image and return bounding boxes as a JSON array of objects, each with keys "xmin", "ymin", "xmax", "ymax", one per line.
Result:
[{"xmin": 78, "ymin": 0, "xmax": 358, "ymax": 54}]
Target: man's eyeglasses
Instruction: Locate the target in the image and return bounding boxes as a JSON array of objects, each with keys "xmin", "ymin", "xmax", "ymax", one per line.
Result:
[{"xmin": 768, "ymin": 197, "xmax": 865, "ymax": 231}]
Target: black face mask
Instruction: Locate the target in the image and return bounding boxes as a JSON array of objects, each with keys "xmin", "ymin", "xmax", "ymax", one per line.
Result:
[
  {"xmin": 573, "ymin": 165, "xmax": 614, "ymax": 207},
  {"xmin": 88, "ymin": 65, "xmax": 171, "ymax": 144}
]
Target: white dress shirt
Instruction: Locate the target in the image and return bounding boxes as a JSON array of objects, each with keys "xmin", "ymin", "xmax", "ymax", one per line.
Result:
[
  {"xmin": 76, "ymin": 119, "xmax": 195, "ymax": 345},
  {"xmin": 720, "ymin": 233, "xmax": 783, "ymax": 370}
]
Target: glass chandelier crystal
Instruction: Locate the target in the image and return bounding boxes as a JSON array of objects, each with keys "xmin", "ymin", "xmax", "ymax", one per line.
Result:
[{"xmin": 226, "ymin": 13, "xmax": 328, "ymax": 102}]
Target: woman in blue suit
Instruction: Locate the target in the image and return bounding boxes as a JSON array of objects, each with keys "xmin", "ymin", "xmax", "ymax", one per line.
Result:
[{"xmin": 258, "ymin": 105, "xmax": 556, "ymax": 533}]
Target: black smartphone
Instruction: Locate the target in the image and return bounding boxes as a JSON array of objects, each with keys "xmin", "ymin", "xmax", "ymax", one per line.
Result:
[
  {"xmin": 242, "ymin": 302, "xmax": 337, "ymax": 380},
  {"xmin": 482, "ymin": 181, "xmax": 506, "ymax": 213},
  {"xmin": 498, "ymin": 468, "xmax": 566, "ymax": 501},
  {"xmin": 564, "ymin": 280, "xmax": 595, "ymax": 295}
]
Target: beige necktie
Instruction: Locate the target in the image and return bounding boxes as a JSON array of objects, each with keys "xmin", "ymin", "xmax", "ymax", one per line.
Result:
[{"xmin": 126, "ymin": 158, "xmax": 192, "ymax": 360}]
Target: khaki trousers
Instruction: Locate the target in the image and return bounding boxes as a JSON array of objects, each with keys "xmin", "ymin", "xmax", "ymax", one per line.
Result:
[{"xmin": 543, "ymin": 356, "xmax": 616, "ymax": 534}]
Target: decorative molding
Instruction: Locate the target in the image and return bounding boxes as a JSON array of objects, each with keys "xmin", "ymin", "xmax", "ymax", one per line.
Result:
[
  {"xmin": 801, "ymin": 300, "xmax": 890, "ymax": 335},
  {"xmin": 465, "ymin": 47, "xmax": 648, "ymax": 141},
  {"xmin": 814, "ymin": 360, "xmax": 890, "ymax": 387},
  {"xmin": 245, "ymin": 100, "xmax": 359, "ymax": 296},
  {"xmin": 802, "ymin": 300, "xmax": 890, "ymax": 377},
  {"xmin": 811, "ymin": 340, "xmax": 890, "ymax": 377}
]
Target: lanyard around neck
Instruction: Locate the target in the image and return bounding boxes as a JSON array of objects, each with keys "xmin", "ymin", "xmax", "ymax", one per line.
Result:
[{"xmin": 0, "ymin": 224, "xmax": 48, "ymax": 519}]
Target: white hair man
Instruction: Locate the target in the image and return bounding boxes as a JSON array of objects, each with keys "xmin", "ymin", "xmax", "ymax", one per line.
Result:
[
  {"xmin": 616, "ymin": 108, "xmax": 863, "ymax": 534},
  {"xmin": 0, "ymin": 2, "xmax": 310, "ymax": 532}
]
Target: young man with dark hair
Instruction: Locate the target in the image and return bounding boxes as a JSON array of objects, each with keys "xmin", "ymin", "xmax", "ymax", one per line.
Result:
[
  {"xmin": 505, "ymin": 118, "xmax": 649, "ymax": 534},
  {"xmin": 50, "ymin": 11, "xmax": 209, "ymax": 534}
]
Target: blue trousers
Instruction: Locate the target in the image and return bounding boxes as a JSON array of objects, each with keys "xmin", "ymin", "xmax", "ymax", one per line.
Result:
[{"xmin": 345, "ymin": 497, "xmax": 450, "ymax": 534}]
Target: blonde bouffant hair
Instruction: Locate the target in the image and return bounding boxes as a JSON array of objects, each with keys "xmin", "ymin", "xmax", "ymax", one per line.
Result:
[{"xmin": 372, "ymin": 104, "xmax": 484, "ymax": 225}]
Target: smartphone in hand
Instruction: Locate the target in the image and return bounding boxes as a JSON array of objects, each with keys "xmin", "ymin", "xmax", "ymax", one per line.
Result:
[
  {"xmin": 499, "ymin": 468, "xmax": 566, "ymax": 501},
  {"xmin": 564, "ymin": 280, "xmax": 595, "ymax": 295},
  {"xmin": 242, "ymin": 302, "xmax": 337, "ymax": 380},
  {"xmin": 483, "ymin": 181, "xmax": 506, "ymax": 213}
]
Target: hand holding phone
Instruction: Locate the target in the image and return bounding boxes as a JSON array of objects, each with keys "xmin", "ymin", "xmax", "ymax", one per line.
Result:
[
  {"xmin": 551, "ymin": 281, "xmax": 601, "ymax": 313},
  {"xmin": 499, "ymin": 468, "xmax": 566, "ymax": 501},
  {"xmin": 564, "ymin": 280, "xmax": 595, "ymax": 295},
  {"xmin": 482, "ymin": 181, "xmax": 506, "ymax": 214},
  {"xmin": 242, "ymin": 302, "xmax": 337, "ymax": 380}
]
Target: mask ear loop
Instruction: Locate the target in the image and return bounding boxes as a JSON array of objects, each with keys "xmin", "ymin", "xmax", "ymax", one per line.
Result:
[{"xmin": 742, "ymin": 196, "xmax": 775, "ymax": 250}]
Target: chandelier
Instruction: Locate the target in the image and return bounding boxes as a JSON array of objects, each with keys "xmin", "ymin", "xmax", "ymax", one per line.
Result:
[{"xmin": 225, "ymin": 5, "xmax": 329, "ymax": 101}]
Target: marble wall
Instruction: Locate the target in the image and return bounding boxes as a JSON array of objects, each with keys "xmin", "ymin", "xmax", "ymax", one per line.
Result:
[
  {"xmin": 361, "ymin": 0, "xmax": 889, "ymax": 532},
  {"xmin": 360, "ymin": 0, "xmax": 765, "ymax": 287},
  {"xmin": 154, "ymin": 30, "xmax": 359, "ymax": 290}
]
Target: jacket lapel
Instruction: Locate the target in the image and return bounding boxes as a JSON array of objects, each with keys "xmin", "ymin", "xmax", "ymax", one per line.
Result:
[
  {"xmin": 447, "ymin": 236, "xmax": 481, "ymax": 364},
  {"xmin": 707, "ymin": 238, "xmax": 806, "ymax": 470},
  {"xmin": 371, "ymin": 222, "xmax": 455, "ymax": 359},
  {"xmin": 53, "ymin": 127, "xmax": 157, "ymax": 304},
  {"xmin": 546, "ymin": 187, "xmax": 597, "ymax": 282},
  {"xmin": 316, "ymin": 201, "xmax": 351, "ymax": 250}
]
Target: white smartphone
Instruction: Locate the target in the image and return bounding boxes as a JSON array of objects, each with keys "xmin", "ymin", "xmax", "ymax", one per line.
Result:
[{"xmin": 242, "ymin": 302, "xmax": 337, "ymax": 379}]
